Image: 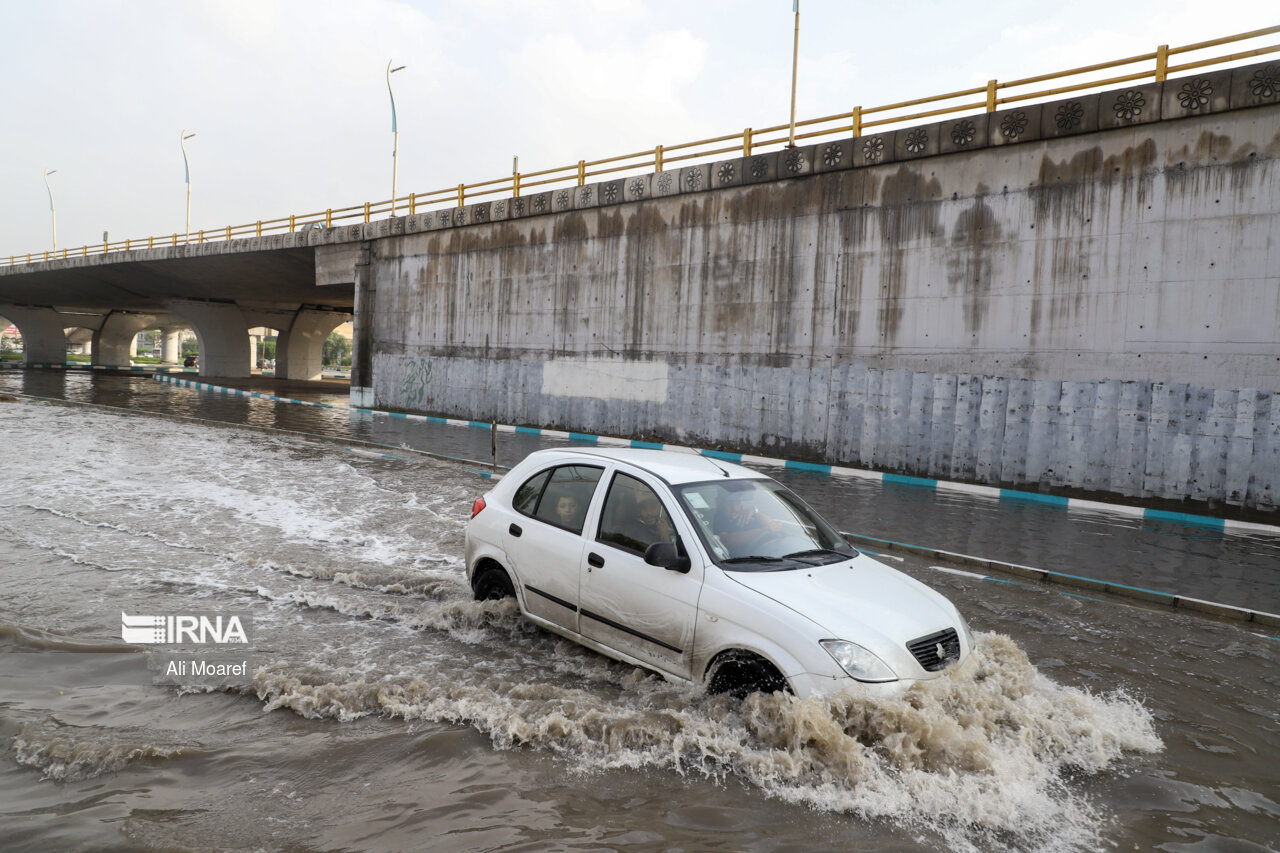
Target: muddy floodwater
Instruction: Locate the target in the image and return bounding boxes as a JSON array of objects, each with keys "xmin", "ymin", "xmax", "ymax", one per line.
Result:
[{"xmin": 1, "ymin": 391, "xmax": 1278, "ymax": 852}]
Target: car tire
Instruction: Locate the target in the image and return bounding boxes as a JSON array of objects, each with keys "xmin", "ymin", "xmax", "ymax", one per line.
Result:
[
  {"xmin": 706, "ymin": 651, "xmax": 790, "ymax": 699},
  {"xmin": 472, "ymin": 564, "xmax": 516, "ymax": 601}
]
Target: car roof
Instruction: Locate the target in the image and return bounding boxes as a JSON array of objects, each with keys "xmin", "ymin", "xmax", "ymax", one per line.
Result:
[{"xmin": 528, "ymin": 446, "xmax": 764, "ymax": 485}]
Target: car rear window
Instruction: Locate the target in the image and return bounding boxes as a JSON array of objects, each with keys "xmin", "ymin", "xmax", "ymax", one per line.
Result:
[{"xmin": 518, "ymin": 464, "xmax": 603, "ymax": 535}]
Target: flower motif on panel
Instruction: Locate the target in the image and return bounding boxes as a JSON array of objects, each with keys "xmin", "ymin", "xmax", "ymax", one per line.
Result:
[
  {"xmin": 1113, "ymin": 90, "xmax": 1145, "ymax": 121},
  {"xmin": 1249, "ymin": 65, "xmax": 1279, "ymax": 99},
  {"xmin": 1000, "ymin": 111, "xmax": 1028, "ymax": 139},
  {"xmin": 1055, "ymin": 101, "xmax": 1084, "ymax": 131},
  {"xmin": 1177, "ymin": 78, "xmax": 1213, "ymax": 110},
  {"xmin": 950, "ymin": 120, "xmax": 977, "ymax": 147}
]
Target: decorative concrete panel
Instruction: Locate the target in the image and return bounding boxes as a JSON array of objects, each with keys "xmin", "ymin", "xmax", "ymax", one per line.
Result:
[
  {"xmin": 854, "ymin": 131, "xmax": 896, "ymax": 167},
  {"xmin": 897, "ymin": 125, "xmax": 938, "ymax": 160},
  {"xmin": 595, "ymin": 179, "xmax": 622, "ymax": 205},
  {"xmin": 573, "ymin": 184, "xmax": 598, "ymax": 209},
  {"xmin": 489, "ymin": 198, "xmax": 510, "ymax": 221},
  {"xmin": 653, "ymin": 170, "xmax": 677, "ymax": 197},
  {"xmin": 779, "ymin": 146, "xmax": 812, "ymax": 177},
  {"xmin": 1162, "ymin": 70, "xmax": 1232, "ymax": 119},
  {"xmin": 676, "ymin": 164, "xmax": 710, "ymax": 194},
  {"xmin": 552, "ymin": 188, "xmax": 573, "ymax": 212},
  {"xmin": 468, "ymin": 202, "xmax": 491, "ymax": 224},
  {"xmin": 1103, "ymin": 85, "xmax": 1163, "ymax": 130},
  {"xmin": 743, "ymin": 152, "xmax": 778, "ymax": 184},
  {"xmin": 1231, "ymin": 61, "xmax": 1280, "ymax": 110},
  {"xmin": 989, "ymin": 105, "xmax": 1042, "ymax": 146},
  {"xmin": 815, "ymin": 139, "xmax": 853, "ymax": 173},
  {"xmin": 624, "ymin": 174, "xmax": 652, "ymax": 202},
  {"xmin": 712, "ymin": 159, "xmax": 741, "ymax": 188},
  {"xmin": 939, "ymin": 115, "xmax": 988, "ymax": 155},
  {"xmin": 1041, "ymin": 94, "xmax": 1100, "ymax": 138}
]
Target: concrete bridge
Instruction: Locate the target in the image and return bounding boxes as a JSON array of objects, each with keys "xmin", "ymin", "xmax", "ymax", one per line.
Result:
[
  {"xmin": 3, "ymin": 58, "xmax": 1279, "ymax": 512},
  {"xmin": 0, "ymin": 242, "xmax": 353, "ymax": 379}
]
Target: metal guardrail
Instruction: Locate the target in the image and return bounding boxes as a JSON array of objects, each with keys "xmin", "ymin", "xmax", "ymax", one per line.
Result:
[{"xmin": 6, "ymin": 25, "xmax": 1278, "ymax": 269}]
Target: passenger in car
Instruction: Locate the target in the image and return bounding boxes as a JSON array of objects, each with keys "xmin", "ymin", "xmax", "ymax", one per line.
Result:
[{"xmin": 554, "ymin": 494, "xmax": 580, "ymax": 529}]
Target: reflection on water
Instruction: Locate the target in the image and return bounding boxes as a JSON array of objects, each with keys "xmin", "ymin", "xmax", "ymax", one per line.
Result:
[{"xmin": 5, "ymin": 369, "xmax": 1278, "ymax": 614}]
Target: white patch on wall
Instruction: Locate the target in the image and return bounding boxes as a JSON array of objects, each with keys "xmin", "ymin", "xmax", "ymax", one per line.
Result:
[{"xmin": 541, "ymin": 358, "xmax": 669, "ymax": 403}]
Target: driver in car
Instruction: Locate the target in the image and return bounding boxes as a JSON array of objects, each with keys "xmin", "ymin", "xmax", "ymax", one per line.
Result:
[{"xmin": 714, "ymin": 492, "xmax": 782, "ymax": 554}]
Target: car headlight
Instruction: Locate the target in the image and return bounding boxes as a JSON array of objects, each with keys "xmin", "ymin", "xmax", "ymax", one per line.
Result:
[{"xmin": 820, "ymin": 640, "xmax": 898, "ymax": 683}]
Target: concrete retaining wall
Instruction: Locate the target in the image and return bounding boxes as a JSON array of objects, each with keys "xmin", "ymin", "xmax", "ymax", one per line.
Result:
[{"xmin": 363, "ymin": 67, "xmax": 1280, "ymax": 511}]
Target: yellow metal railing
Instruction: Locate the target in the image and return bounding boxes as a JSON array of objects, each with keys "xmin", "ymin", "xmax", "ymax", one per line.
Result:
[{"xmin": 6, "ymin": 26, "xmax": 1278, "ymax": 269}]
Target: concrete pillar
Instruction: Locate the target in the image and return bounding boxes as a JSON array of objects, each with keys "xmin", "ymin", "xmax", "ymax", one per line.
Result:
[
  {"xmin": 277, "ymin": 309, "xmax": 350, "ymax": 381},
  {"xmin": 65, "ymin": 327, "xmax": 95, "ymax": 355},
  {"xmin": 249, "ymin": 332, "xmax": 261, "ymax": 370},
  {"xmin": 0, "ymin": 306, "xmax": 74, "ymax": 364},
  {"xmin": 161, "ymin": 329, "xmax": 182, "ymax": 363},
  {"xmin": 170, "ymin": 301, "xmax": 251, "ymax": 378},
  {"xmin": 350, "ymin": 242, "xmax": 375, "ymax": 407},
  {"xmin": 93, "ymin": 312, "xmax": 157, "ymax": 368}
]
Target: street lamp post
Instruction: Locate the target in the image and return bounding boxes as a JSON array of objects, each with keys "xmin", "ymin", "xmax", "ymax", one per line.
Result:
[
  {"xmin": 180, "ymin": 130, "xmax": 196, "ymax": 242},
  {"xmin": 387, "ymin": 60, "xmax": 406, "ymax": 216},
  {"xmin": 43, "ymin": 169, "xmax": 57, "ymax": 251},
  {"xmin": 788, "ymin": 1, "xmax": 801, "ymax": 148}
]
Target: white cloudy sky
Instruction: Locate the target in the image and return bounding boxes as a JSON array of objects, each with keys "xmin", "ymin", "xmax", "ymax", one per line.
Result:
[{"xmin": 2, "ymin": 0, "xmax": 1275, "ymax": 256}]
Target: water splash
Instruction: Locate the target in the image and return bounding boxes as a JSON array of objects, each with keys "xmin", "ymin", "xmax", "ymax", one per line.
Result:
[{"xmin": 247, "ymin": 631, "xmax": 1160, "ymax": 851}]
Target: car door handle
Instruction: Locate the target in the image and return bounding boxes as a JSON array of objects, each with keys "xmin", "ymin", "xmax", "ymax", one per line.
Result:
[
  {"xmin": 509, "ymin": 523, "xmax": 522, "ymax": 537},
  {"xmin": 587, "ymin": 552, "xmax": 605, "ymax": 568}
]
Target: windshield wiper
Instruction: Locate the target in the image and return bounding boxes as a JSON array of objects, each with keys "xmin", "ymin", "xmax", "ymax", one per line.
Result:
[
  {"xmin": 721, "ymin": 555, "xmax": 787, "ymax": 564},
  {"xmin": 781, "ymin": 548, "xmax": 853, "ymax": 563}
]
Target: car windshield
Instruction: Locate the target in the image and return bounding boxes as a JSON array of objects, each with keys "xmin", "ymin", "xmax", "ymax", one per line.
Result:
[{"xmin": 673, "ymin": 478, "xmax": 856, "ymax": 570}]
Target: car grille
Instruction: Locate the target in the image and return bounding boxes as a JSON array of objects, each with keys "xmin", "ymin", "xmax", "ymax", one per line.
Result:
[{"xmin": 907, "ymin": 628, "xmax": 961, "ymax": 672}]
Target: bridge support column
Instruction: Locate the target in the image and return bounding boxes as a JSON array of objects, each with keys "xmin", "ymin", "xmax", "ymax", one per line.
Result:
[
  {"xmin": 170, "ymin": 301, "xmax": 252, "ymax": 378},
  {"xmin": 66, "ymin": 328, "xmax": 94, "ymax": 355},
  {"xmin": 93, "ymin": 312, "xmax": 157, "ymax": 368},
  {"xmin": 161, "ymin": 329, "xmax": 183, "ymax": 363},
  {"xmin": 350, "ymin": 243, "xmax": 374, "ymax": 407},
  {"xmin": 0, "ymin": 306, "xmax": 74, "ymax": 364},
  {"xmin": 277, "ymin": 309, "xmax": 348, "ymax": 381}
]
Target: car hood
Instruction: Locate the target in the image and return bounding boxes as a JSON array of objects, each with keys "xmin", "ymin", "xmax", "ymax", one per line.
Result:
[{"xmin": 725, "ymin": 553, "xmax": 961, "ymax": 648}]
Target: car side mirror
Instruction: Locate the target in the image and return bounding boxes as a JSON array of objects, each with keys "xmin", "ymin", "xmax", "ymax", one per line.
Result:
[{"xmin": 644, "ymin": 541, "xmax": 691, "ymax": 573}]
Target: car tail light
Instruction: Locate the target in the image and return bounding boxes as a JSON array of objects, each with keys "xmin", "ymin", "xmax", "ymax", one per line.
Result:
[{"xmin": 470, "ymin": 496, "xmax": 486, "ymax": 519}]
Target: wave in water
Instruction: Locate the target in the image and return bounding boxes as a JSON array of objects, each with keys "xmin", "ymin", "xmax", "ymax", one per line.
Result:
[{"xmin": 245, "ymin": 630, "xmax": 1161, "ymax": 852}]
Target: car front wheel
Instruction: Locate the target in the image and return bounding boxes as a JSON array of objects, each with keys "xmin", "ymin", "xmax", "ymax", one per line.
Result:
[{"xmin": 706, "ymin": 650, "xmax": 790, "ymax": 699}]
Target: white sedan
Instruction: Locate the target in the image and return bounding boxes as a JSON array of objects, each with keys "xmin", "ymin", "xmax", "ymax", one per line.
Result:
[{"xmin": 464, "ymin": 447, "xmax": 976, "ymax": 698}]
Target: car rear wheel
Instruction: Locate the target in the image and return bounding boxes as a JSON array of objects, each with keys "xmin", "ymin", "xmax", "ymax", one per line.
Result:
[
  {"xmin": 472, "ymin": 564, "xmax": 516, "ymax": 601},
  {"xmin": 706, "ymin": 651, "xmax": 790, "ymax": 699}
]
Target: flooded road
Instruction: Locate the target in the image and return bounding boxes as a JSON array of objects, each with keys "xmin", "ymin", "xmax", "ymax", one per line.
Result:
[{"xmin": 1, "ymin": 376, "xmax": 1278, "ymax": 852}]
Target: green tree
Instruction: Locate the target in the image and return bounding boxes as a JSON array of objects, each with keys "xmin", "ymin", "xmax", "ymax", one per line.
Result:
[{"xmin": 323, "ymin": 332, "xmax": 352, "ymax": 368}]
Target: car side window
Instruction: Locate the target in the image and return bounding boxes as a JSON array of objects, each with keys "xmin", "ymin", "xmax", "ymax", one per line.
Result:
[
  {"xmin": 597, "ymin": 473, "xmax": 676, "ymax": 557},
  {"xmin": 526, "ymin": 465, "xmax": 602, "ymax": 535},
  {"xmin": 513, "ymin": 471, "xmax": 550, "ymax": 515}
]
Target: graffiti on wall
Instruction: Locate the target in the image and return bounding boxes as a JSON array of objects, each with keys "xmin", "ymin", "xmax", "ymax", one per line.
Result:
[{"xmin": 400, "ymin": 358, "xmax": 434, "ymax": 408}]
